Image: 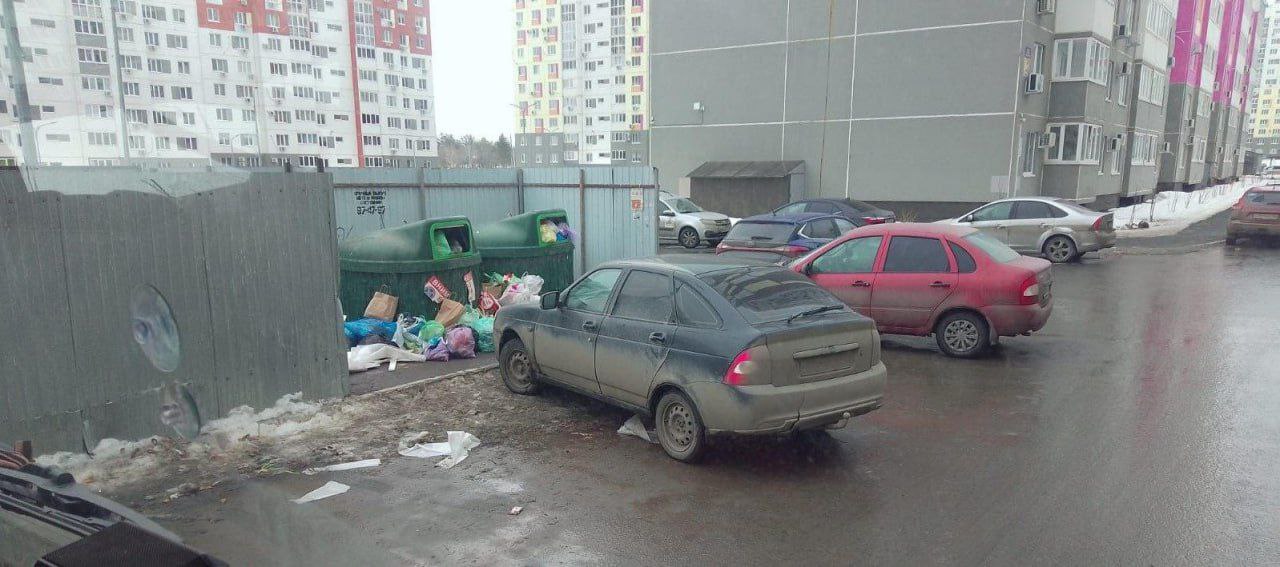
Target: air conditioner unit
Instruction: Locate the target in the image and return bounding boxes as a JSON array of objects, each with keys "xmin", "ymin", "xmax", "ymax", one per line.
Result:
[
  {"xmin": 123, "ymin": 68, "xmax": 133, "ymax": 74},
  {"xmin": 1109, "ymin": 135, "xmax": 1122, "ymax": 150},
  {"xmin": 1038, "ymin": 132, "xmax": 1057, "ymax": 148},
  {"xmin": 143, "ymin": 18, "xmax": 152, "ymax": 25},
  {"xmin": 218, "ymin": 71, "xmax": 226, "ymax": 77},
  {"xmin": 1161, "ymin": 142, "xmax": 1172, "ymax": 153},
  {"xmin": 1119, "ymin": 61, "xmax": 1130, "ymax": 75},
  {"xmin": 1186, "ymin": 118, "xmax": 1196, "ymax": 128},
  {"xmin": 1025, "ymin": 73, "xmax": 1044, "ymax": 94},
  {"xmin": 1037, "ymin": 0, "xmax": 1056, "ymax": 14},
  {"xmin": 1168, "ymin": 55, "xmax": 1176, "ymax": 68},
  {"xmin": 1116, "ymin": 24, "xmax": 1128, "ymax": 37},
  {"xmin": 274, "ymin": 98, "xmax": 283, "ymax": 105},
  {"xmin": 243, "ymin": 97, "xmax": 253, "ymax": 103}
]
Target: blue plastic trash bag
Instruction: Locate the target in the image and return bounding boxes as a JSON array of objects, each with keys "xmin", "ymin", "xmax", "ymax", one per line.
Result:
[
  {"xmin": 344, "ymin": 318, "xmax": 397, "ymax": 348},
  {"xmin": 469, "ymin": 316, "xmax": 495, "ymax": 353}
]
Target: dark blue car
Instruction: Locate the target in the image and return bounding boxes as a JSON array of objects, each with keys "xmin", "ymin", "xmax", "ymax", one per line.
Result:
[{"xmin": 715, "ymin": 213, "xmax": 860, "ymax": 262}]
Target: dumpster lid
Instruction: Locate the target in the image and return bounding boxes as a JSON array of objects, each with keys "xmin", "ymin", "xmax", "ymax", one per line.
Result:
[
  {"xmin": 475, "ymin": 209, "xmax": 571, "ymax": 249},
  {"xmin": 339, "ymin": 217, "xmax": 477, "ymax": 270}
]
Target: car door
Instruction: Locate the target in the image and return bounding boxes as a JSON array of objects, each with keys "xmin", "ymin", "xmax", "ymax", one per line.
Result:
[
  {"xmin": 594, "ymin": 270, "xmax": 676, "ymax": 407},
  {"xmin": 657, "ymin": 201, "xmax": 677, "ymax": 239},
  {"xmin": 869, "ymin": 236, "xmax": 958, "ymax": 332},
  {"xmin": 534, "ymin": 268, "xmax": 622, "ymax": 394},
  {"xmin": 961, "ymin": 202, "xmax": 1015, "ymax": 245},
  {"xmin": 805, "ymin": 236, "xmax": 885, "ymax": 316},
  {"xmin": 1006, "ymin": 200, "xmax": 1056, "ymax": 252}
]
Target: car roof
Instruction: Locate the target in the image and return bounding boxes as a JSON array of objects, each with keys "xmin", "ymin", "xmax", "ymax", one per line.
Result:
[
  {"xmin": 1248, "ymin": 184, "xmax": 1280, "ymax": 192},
  {"xmin": 843, "ymin": 222, "xmax": 977, "ymax": 239},
  {"xmin": 743, "ymin": 212, "xmax": 836, "ymax": 223},
  {"xmin": 598, "ymin": 255, "xmax": 788, "ymax": 276}
]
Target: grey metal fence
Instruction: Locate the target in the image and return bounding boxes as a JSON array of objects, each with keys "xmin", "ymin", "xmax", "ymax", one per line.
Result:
[
  {"xmin": 332, "ymin": 166, "xmax": 658, "ymax": 275},
  {"xmin": 0, "ymin": 167, "xmax": 347, "ymax": 453}
]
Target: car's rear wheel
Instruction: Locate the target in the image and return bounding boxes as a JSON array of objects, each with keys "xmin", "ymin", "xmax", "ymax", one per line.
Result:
[
  {"xmin": 678, "ymin": 227, "xmax": 701, "ymax": 249},
  {"xmin": 935, "ymin": 312, "xmax": 990, "ymax": 358},
  {"xmin": 1042, "ymin": 235, "xmax": 1078, "ymax": 263},
  {"xmin": 655, "ymin": 391, "xmax": 707, "ymax": 463},
  {"xmin": 499, "ymin": 338, "xmax": 540, "ymax": 395}
]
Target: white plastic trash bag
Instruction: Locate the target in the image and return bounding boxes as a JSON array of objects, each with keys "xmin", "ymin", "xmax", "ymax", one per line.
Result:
[
  {"xmin": 397, "ymin": 430, "xmax": 481, "ymax": 469},
  {"xmin": 498, "ymin": 275, "xmax": 545, "ymax": 307},
  {"xmin": 347, "ymin": 344, "xmax": 426, "ymax": 372},
  {"xmin": 293, "ymin": 481, "xmax": 350, "ymax": 503}
]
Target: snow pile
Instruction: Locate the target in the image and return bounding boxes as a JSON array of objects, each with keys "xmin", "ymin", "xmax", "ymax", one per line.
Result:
[
  {"xmin": 1111, "ymin": 178, "xmax": 1258, "ymax": 237},
  {"xmin": 35, "ymin": 392, "xmax": 346, "ymax": 490}
]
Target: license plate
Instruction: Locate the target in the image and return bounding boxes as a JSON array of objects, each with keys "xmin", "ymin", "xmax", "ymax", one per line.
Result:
[{"xmin": 1254, "ymin": 213, "xmax": 1279, "ymax": 220}]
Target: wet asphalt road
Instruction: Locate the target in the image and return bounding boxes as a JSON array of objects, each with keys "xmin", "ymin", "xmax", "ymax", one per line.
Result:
[{"xmin": 152, "ymin": 225, "xmax": 1280, "ymax": 565}]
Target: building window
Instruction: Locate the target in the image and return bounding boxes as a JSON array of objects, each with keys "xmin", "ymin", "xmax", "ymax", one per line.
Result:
[
  {"xmin": 1052, "ymin": 38, "xmax": 1109, "ymax": 86},
  {"xmin": 1193, "ymin": 138, "xmax": 1207, "ymax": 163},
  {"xmin": 1045, "ymin": 123, "xmax": 1103, "ymax": 164},
  {"xmin": 1020, "ymin": 132, "xmax": 1040, "ymax": 176},
  {"xmin": 1132, "ymin": 133, "xmax": 1158, "ymax": 165},
  {"xmin": 1138, "ymin": 65, "xmax": 1166, "ymax": 106},
  {"xmin": 1146, "ymin": 2, "xmax": 1174, "ymax": 41},
  {"xmin": 77, "ymin": 47, "xmax": 108, "ymax": 64}
]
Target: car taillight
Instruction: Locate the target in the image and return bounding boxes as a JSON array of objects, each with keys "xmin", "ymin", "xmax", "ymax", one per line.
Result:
[
  {"xmin": 862, "ymin": 216, "xmax": 888, "ymax": 225},
  {"xmin": 1019, "ymin": 275, "xmax": 1040, "ymax": 305},
  {"xmin": 724, "ymin": 349, "xmax": 754, "ymax": 386},
  {"xmin": 1091, "ymin": 216, "xmax": 1104, "ymax": 231},
  {"xmin": 775, "ymin": 245, "xmax": 808, "ymax": 256}
]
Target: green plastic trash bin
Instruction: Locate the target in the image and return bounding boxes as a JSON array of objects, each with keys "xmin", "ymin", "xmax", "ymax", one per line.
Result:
[
  {"xmin": 339, "ymin": 217, "xmax": 482, "ymax": 320},
  {"xmin": 474, "ymin": 209, "xmax": 576, "ymax": 293}
]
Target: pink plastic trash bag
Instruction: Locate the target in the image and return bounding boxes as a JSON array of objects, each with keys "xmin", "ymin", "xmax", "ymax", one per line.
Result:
[
  {"xmin": 425, "ymin": 340, "xmax": 450, "ymax": 362},
  {"xmin": 446, "ymin": 326, "xmax": 476, "ymax": 359}
]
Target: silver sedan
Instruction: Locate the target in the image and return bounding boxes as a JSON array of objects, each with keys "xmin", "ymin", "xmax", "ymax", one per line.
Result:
[{"xmin": 943, "ymin": 197, "xmax": 1116, "ymax": 263}]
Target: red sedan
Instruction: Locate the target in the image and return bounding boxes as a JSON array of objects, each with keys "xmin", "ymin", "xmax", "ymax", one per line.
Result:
[{"xmin": 791, "ymin": 223, "xmax": 1053, "ymax": 357}]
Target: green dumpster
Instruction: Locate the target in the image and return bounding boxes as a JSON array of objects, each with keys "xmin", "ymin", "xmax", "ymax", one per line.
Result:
[
  {"xmin": 474, "ymin": 209, "xmax": 576, "ymax": 293},
  {"xmin": 339, "ymin": 217, "xmax": 481, "ymax": 320}
]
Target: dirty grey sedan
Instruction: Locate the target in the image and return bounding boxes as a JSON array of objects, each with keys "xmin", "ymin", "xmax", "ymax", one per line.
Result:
[
  {"xmin": 494, "ymin": 256, "xmax": 887, "ymax": 462},
  {"xmin": 945, "ymin": 197, "xmax": 1116, "ymax": 263}
]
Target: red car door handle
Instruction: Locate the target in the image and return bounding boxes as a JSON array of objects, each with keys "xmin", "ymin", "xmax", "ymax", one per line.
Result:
[
  {"xmin": 852, "ymin": 280, "xmax": 871, "ymax": 287},
  {"xmin": 929, "ymin": 281, "xmax": 951, "ymax": 288}
]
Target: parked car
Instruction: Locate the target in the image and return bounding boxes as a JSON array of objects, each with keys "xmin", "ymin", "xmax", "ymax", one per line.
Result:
[
  {"xmin": 773, "ymin": 198, "xmax": 897, "ymax": 225},
  {"xmin": 657, "ymin": 191, "xmax": 733, "ymax": 249},
  {"xmin": 715, "ymin": 213, "xmax": 859, "ymax": 262},
  {"xmin": 791, "ymin": 223, "xmax": 1053, "ymax": 358},
  {"xmin": 943, "ymin": 197, "xmax": 1115, "ymax": 263},
  {"xmin": 1227, "ymin": 185, "xmax": 1280, "ymax": 244},
  {"xmin": 494, "ymin": 256, "xmax": 887, "ymax": 462}
]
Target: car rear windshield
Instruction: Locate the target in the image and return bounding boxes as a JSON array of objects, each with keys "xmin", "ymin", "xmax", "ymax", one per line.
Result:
[
  {"xmin": 1054, "ymin": 200, "xmax": 1101, "ymax": 215},
  {"xmin": 846, "ymin": 198, "xmax": 876, "ymax": 212},
  {"xmin": 723, "ymin": 221, "xmax": 794, "ymax": 244},
  {"xmin": 963, "ymin": 232, "xmax": 1021, "ymax": 263},
  {"xmin": 699, "ymin": 267, "xmax": 842, "ymax": 324},
  {"xmin": 1246, "ymin": 191, "xmax": 1280, "ymax": 205}
]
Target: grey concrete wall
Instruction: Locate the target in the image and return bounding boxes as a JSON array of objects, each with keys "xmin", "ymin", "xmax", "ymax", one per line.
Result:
[{"xmin": 651, "ymin": 0, "xmax": 1033, "ymax": 216}]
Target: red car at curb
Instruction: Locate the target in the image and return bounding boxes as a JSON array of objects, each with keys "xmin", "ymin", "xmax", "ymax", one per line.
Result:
[{"xmin": 790, "ymin": 223, "xmax": 1054, "ymax": 357}]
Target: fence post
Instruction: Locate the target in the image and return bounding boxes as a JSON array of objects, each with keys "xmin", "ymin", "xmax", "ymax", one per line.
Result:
[
  {"xmin": 578, "ymin": 168, "xmax": 587, "ymax": 275},
  {"xmin": 416, "ymin": 164, "xmax": 427, "ymax": 220},
  {"xmin": 516, "ymin": 168, "xmax": 526, "ymax": 214}
]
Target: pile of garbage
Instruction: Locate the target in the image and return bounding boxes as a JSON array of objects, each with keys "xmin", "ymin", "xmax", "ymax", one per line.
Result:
[
  {"xmin": 539, "ymin": 219, "xmax": 577, "ymax": 244},
  {"xmin": 343, "ymin": 273, "xmax": 545, "ymax": 372}
]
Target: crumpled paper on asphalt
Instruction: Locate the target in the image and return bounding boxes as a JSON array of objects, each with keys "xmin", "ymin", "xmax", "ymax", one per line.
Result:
[
  {"xmin": 302, "ymin": 458, "xmax": 381, "ymax": 475},
  {"xmin": 397, "ymin": 431, "xmax": 481, "ymax": 469},
  {"xmin": 617, "ymin": 415, "xmax": 657, "ymax": 444},
  {"xmin": 293, "ymin": 480, "xmax": 350, "ymax": 503}
]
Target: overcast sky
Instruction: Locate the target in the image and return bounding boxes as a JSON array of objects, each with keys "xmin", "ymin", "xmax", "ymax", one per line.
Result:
[{"xmin": 431, "ymin": 1, "xmax": 515, "ymax": 141}]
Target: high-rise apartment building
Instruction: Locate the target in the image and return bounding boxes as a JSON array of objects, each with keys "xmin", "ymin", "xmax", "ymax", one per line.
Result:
[
  {"xmin": 1160, "ymin": 0, "xmax": 1259, "ymax": 190},
  {"xmin": 1246, "ymin": 2, "xmax": 1280, "ymax": 157},
  {"xmin": 513, "ymin": 0, "xmax": 648, "ymax": 167},
  {"xmin": 650, "ymin": 0, "xmax": 1258, "ymax": 217},
  {"xmin": 0, "ymin": 0, "xmax": 436, "ymax": 168}
]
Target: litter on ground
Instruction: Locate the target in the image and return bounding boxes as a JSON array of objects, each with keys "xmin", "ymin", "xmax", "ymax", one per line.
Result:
[
  {"xmin": 293, "ymin": 480, "xmax": 350, "ymax": 503},
  {"xmin": 617, "ymin": 415, "xmax": 657, "ymax": 444},
  {"xmin": 302, "ymin": 458, "xmax": 382, "ymax": 475},
  {"xmin": 397, "ymin": 431, "xmax": 481, "ymax": 469}
]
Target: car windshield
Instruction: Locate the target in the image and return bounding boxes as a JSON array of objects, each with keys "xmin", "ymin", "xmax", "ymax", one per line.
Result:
[
  {"xmin": 668, "ymin": 198, "xmax": 704, "ymax": 213},
  {"xmin": 963, "ymin": 232, "xmax": 1021, "ymax": 263},
  {"xmin": 723, "ymin": 221, "xmax": 794, "ymax": 244},
  {"xmin": 699, "ymin": 267, "xmax": 843, "ymax": 324}
]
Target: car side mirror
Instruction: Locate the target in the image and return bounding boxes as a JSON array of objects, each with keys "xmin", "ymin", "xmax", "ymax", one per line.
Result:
[
  {"xmin": 659, "ymin": 211, "xmax": 675, "ymax": 217},
  {"xmin": 959, "ymin": 215, "xmax": 973, "ymax": 223},
  {"xmin": 540, "ymin": 291, "xmax": 560, "ymax": 310}
]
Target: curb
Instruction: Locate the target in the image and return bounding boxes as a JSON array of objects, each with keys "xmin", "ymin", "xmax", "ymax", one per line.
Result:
[
  {"xmin": 356, "ymin": 363, "xmax": 499, "ymax": 399},
  {"xmin": 1113, "ymin": 239, "xmax": 1226, "ymax": 256}
]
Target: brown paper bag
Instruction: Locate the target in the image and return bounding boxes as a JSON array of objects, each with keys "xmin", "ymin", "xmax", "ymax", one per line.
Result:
[
  {"xmin": 363, "ymin": 286, "xmax": 398, "ymax": 321},
  {"xmin": 482, "ymin": 283, "xmax": 506, "ymax": 299},
  {"xmin": 435, "ymin": 298, "xmax": 465, "ymax": 327}
]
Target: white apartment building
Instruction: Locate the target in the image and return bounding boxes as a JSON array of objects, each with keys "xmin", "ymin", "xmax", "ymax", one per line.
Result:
[
  {"xmin": 514, "ymin": 0, "xmax": 648, "ymax": 167},
  {"xmin": 0, "ymin": 0, "xmax": 436, "ymax": 168}
]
